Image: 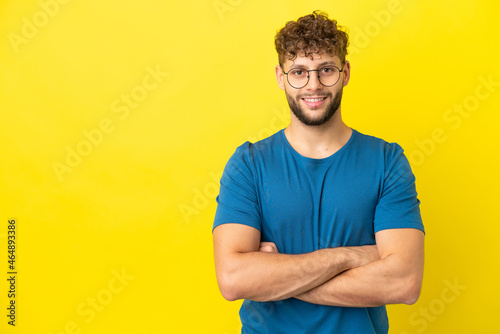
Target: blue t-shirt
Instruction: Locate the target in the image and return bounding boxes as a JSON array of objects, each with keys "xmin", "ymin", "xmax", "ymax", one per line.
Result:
[{"xmin": 213, "ymin": 129, "xmax": 424, "ymax": 334}]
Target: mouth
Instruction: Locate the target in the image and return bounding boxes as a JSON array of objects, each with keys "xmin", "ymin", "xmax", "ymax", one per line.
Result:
[{"xmin": 301, "ymin": 96, "xmax": 328, "ymax": 109}]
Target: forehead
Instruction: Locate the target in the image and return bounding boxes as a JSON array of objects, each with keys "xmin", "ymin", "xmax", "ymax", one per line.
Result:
[{"xmin": 285, "ymin": 52, "xmax": 341, "ymax": 69}]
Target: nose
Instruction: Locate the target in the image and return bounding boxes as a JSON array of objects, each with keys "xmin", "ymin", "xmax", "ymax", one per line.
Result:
[{"xmin": 306, "ymin": 70, "xmax": 322, "ymax": 90}]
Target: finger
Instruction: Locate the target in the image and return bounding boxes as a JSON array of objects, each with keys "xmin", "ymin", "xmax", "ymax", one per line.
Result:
[
  {"xmin": 259, "ymin": 242, "xmax": 279, "ymax": 253},
  {"xmin": 259, "ymin": 245, "xmax": 274, "ymax": 253}
]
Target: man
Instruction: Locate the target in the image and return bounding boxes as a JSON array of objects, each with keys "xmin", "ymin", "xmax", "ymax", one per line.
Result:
[{"xmin": 213, "ymin": 11, "xmax": 424, "ymax": 334}]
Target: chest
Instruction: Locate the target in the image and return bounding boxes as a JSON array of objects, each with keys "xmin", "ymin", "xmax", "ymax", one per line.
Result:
[{"xmin": 256, "ymin": 159, "xmax": 381, "ymax": 252}]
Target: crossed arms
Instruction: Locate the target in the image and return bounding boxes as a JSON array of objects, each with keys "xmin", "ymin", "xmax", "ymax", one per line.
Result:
[{"xmin": 213, "ymin": 223, "xmax": 424, "ymax": 307}]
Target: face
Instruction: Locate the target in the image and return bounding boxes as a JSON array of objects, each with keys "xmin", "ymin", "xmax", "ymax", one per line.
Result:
[{"xmin": 276, "ymin": 53, "xmax": 350, "ymax": 126}]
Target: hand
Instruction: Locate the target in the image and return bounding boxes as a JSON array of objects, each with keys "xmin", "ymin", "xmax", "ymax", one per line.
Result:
[
  {"xmin": 259, "ymin": 242, "xmax": 279, "ymax": 253},
  {"xmin": 346, "ymin": 245, "xmax": 380, "ymax": 268}
]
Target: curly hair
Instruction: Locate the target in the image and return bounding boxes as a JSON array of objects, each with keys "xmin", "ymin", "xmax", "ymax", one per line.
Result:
[{"xmin": 275, "ymin": 11, "xmax": 349, "ymax": 68}]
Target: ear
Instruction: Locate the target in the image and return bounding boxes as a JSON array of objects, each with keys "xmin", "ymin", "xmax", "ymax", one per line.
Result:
[
  {"xmin": 275, "ymin": 65, "xmax": 285, "ymax": 91},
  {"xmin": 342, "ymin": 60, "xmax": 351, "ymax": 87}
]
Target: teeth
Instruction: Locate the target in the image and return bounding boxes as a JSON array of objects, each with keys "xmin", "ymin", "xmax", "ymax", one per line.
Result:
[{"xmin": 304, "ymin": 98, "xmax": 324, "ymax": 102}]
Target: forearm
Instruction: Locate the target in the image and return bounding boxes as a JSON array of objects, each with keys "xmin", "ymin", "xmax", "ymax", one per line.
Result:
[
  {"xmin": 218, "ymin": 247, "xmax": 355, "ymax": 302},
  {"xmin": 214, "ymin": 224, "xmax": 380, "ymax": 303},
  {"xmin": 296, "ymin": 253, "xmax": 423, "ymax": 307}
]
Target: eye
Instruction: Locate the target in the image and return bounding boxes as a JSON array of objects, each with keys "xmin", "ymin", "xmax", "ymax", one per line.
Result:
[
  {"xmin": 321, "ymin": 66, "xmax": 336, "ymax": 74},
  {"xmin": 290, "ymin": 69, "xmax": 307, "ymax": 77}
]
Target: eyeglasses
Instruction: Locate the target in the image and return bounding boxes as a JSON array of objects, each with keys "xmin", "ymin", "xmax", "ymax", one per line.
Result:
[{"xmin": 283, "ymin": 65, "xmax": 344, "ymax": 89}]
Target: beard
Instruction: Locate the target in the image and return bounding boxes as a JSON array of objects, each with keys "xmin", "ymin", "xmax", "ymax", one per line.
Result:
[{"xmin": 286, "ymin": 88, "xmax": 343, "ymax": 126}]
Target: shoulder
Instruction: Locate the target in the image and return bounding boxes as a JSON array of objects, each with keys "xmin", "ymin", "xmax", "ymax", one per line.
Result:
[
  {"xmin": 224, "ymin": 130, "xmax": 284, "ymax": 177},
  {"xmin": 353, "ymin": 130, "xmax": 406, "ymax": 162},
  {"xmin": 354, "ymin": 130, "xmax": 403, "ymax": 152},
  {"xmin": 230, "ymin": 130, "xmax": 283, "ymax": 162}
]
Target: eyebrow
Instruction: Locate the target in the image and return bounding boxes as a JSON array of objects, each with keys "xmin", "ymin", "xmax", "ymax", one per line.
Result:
[{"xmin": 289, "ymin": 61, "xmax": 337, "ymax": 69}]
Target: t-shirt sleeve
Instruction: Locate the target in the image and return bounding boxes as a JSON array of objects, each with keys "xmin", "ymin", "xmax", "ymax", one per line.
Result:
[
  {"xmin": 373, "ymin": 143, "xmax": 425, "ymax": 234},
  {"xmin": 212, "ymin": 143, "xmax": 262, "ymax": 232}
]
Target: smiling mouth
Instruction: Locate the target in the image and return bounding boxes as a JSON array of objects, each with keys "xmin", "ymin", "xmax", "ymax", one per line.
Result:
[
  {"xmin": 302, "ymin": 97, "xmax": 327, "ymax": 102},
  {"xmin": 301, "ymin": 96, "xmax": 328, "ymax": 108}
]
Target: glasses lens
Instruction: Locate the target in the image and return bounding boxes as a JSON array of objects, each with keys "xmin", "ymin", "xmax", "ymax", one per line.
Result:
[
  {"xmin": 287, "ymin": 68, "xmax": 309, "ymax": 88},
  {"xmin": 318, "ymin": 66, "xmax": 340, "ymax": 87}
]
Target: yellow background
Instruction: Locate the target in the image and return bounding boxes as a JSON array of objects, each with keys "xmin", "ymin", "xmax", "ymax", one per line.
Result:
[{"xmin": 1, "ymin": 0, "xmax": 499, "ymax": 333}]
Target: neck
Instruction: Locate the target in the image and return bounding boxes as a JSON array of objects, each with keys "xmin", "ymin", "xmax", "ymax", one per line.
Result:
[{"xmin": 284, "ymin": 109, "xmax": 352, "ymax": 159}]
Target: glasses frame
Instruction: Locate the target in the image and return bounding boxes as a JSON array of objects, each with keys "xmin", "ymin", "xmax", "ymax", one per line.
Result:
[{"xmin": 283, "ymin": 65, "xmax": 344, "ymax": 89}]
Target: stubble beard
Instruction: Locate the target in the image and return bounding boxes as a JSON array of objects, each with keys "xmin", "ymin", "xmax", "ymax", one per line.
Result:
[{"xmin": 286, "ymin": 88, "xmax": 343, "ymax": 126}]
